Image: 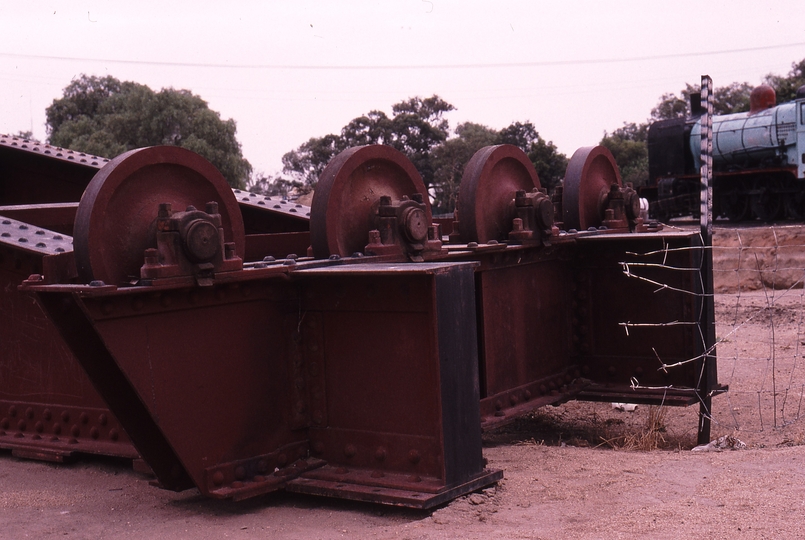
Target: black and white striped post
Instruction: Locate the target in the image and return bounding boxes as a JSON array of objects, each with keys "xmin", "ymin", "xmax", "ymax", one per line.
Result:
[
  {"xmin": 700, "ymin": 75, "xmax": 714, "ymax": 241},
  {"xmin": 697, "ymin": 75, "xmax": 717, "ymax": 444}
]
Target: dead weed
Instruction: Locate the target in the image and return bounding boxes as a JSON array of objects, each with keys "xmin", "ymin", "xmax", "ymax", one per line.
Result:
[{"xmin": 600, "ymin": 406, "xmax": 667, "ymax": 450}]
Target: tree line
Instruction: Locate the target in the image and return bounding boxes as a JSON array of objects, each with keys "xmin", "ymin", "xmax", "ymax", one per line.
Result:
[
  {"xmin": 39, "ymin": 58, "xmax": 805, "ymax": 209},
  {"xmin": 261, "ymin": 96, "xmax": 567, "ymax": 214},
  {"xmin": 43, "ymin": 75, "xmax": 252, "ymax": 189}
]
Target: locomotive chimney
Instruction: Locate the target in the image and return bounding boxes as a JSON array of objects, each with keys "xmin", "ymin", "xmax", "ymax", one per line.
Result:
[
  {"xmin": 749, "ymin": 84, "xmax": 776, "ymax": 115},
  {"xmin": 690, "ymin": 92, "xmax": 702, "ymax": 116}
]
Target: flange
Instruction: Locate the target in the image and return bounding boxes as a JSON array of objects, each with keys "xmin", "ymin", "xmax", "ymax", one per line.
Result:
[
  {"xmin": 310, "ymin": 145, "xmax": 430, "ymax": 258},
  {"xmin": 73, "ymin": 146, "xmax": 245, "ymax": 285},
  {"xmin": 456, "ymin": 145, "xmax": 540, "ymax": 244},
  {"xmin": 562, "ymin": 146, "xmax": 622, "ymax": 231}
]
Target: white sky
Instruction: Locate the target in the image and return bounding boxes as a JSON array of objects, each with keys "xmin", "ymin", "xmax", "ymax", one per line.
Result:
[{"xmin": 1, "ymin": 1, "xmax": 804, "ymax": 177}]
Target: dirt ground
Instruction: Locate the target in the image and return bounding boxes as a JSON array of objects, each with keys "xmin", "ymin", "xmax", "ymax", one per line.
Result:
[{"xmin": 3, "ymin": 224, "xmax": 805, "ymax": 539}]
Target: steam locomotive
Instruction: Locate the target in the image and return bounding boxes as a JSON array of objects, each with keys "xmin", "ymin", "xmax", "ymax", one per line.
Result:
[{"xmin": 644, "ymin": 84, "xmax": 805, "ymax": 221}]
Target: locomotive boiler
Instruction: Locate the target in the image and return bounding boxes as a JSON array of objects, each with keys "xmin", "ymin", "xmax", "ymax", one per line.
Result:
[{"xmin": 646, "ymin": 84, "xmax": 805, "ymax": 221}]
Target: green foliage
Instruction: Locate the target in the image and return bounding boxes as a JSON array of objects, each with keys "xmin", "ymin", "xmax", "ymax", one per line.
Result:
[
  {"xmin": 429, "ymin": 120, "xmax": 567, "ymax": 213},
  {"xmin": 712, "ymin": 82, "xmax": 753, "ymax": 114},
  {"xmin": 282, "ymin": 95, "xmax": 454, "ymax": 191},
  {"xmin": 650, "ymin": 92, "xmax": 689, "ymax": 121},
  {"xmin": 430, "ymin": 122, "xmax": 500, "ymax": 213},
  {"xmin": 766, "ymin": 58, "xmax": 805, "ymax": 103},
  {"xmin": 246, "ymin": 171, "xmax": 303, "ymax": 198},
  {"xmin": 46, "ymin": 75, "xmax": 251, "ymax": 189},
  {"xmin": 281, "ymin": 133, "xmax": 351, "ymax": 188},
  {"xmin": 14, "ymin": 130, "xmax": 35, "ymax": 141},
  {"xmin": 600, "ymin": 122, "xmax": 649, "ymax": 188},
  {"xmin": 524, "ymin": 135, "xmax": 568, "ymax": 195},
  {"xmin": 651, "ymin": 82, "xmax": 753, "ymax": 121},
  {"xmin": 648, "ymin": 58, "xmax": 805, "ymax": 125},
  {"xmin": 388, "ymin": 96, "xmax": 455, "ymax": 183},
  {"xmin": 283, "ymin": 99, "xmax": 567, "ymax": 215}
]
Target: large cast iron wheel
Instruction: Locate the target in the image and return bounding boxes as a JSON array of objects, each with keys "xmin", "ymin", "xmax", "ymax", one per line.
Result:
[
  {"xmin": 783, "ymin": 177, "xmax": 805, "ymax": 220},
  {"xmin": 718, "ymin": 180, "xmax": 751, "ymax": 222},
  {"xmin": 750, "ymin": 177, "xmax": 784, "ymax": 222},
  {"xmin": 309, "ymin": 145, "xmax": 430, "ymax": 258},
  {"xmin": 74, "ymin": 146, "xmax": 245, "ymax": 285},
  {"xmin": 456, "ymin": 145, "xmax": 540, "ymax": 244},
  {"xmin": 562, "ymin": 146, "xmax": 621, "ymax": 231}
]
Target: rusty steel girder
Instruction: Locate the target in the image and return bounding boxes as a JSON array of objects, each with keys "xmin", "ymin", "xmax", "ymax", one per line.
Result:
[
  {"xmin": 0, "ymin": 215, "xmax": 138, "ymax": 461},
  {"xmin": 0, "ymin": 136, "xmax": 311, "ymax": 463},
  {"xmin": 29, "ymin": 259, "xmax": 499, "ymax": 506},
  {"xmin": 21, "ymin": 143, "xmax": 721, "ymax": 508},
  {"xmin": 23, "ymin": 146, "xmax": 500, "ymax": 506},
  {"xmin": 310, "ymin": 145, "xmax": 722, "ymax": 433},
  {"xmin": 0, "ymin": 137, "xmax": 138, "ymax": 461},
  {"xmin": 0, "ymin": 133, "xmax": 311, "ymax": 249}
]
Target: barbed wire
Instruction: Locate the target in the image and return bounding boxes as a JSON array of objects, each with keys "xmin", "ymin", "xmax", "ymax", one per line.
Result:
[{"xmin": 618, "ymin": 225, "xmax": 805, "ymax": 436}]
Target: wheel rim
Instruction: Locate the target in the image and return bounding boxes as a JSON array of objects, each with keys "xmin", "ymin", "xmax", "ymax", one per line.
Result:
[
  {"xmin": 720, "ymin": 182, "xmax": 751, "ymax": 222},
  {"xmin": 74, "ymin": 146, "xmax": 245, "ymax": 285},
  {"xmin": 456, "ymin": 145, "xmax": 540, "ymax": 244},
  {"xmin": 309, "ymin": 145, "xmax": 429, "ymax": 258},
  {"xmin": 562, "ymin": 146, "xmax": 621, "ymax": 231},
  {"xmin": 783, "ymin": 178, "xmax": 805, "ymax": 220},
  {"xmin": 750, "ymin": 178, "xmax": 783, "ymax": 222}
]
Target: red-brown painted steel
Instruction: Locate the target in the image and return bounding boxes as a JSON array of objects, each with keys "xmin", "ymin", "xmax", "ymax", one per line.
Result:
[
  {"xmin": 235, "ymin": 189, "xmax": 310, "ymax": 235},
  {"xmin": 0, "ymin": 134, "xmax": 109, "ymax": 206},
  {"xmin": 26, "ymin": 260, "xmax": 502, "ymax": 507},
  {"xmin": 310, "ymin": 145, "xmax": 430, "ymax": 258},
  {"xmin": 562, "ymin": 146, "xmax": 622, "ymax": 231},
  {"xmin": 0, "ymin": 137, "xmax": 313, "ymax": 463},
  {"xmin": 0, "ymin": 217, "xmax": 137, "ymax": 461},
  {"xmin": 21, "ymin": 142, "xmax": 720, "ymax": 509},
  {"xmin": 456, "ymin": 144, "xmax": 541, "ymax": 244},
  {"xmin": 73, "ymin": 146, "xmax": 246, "ymax": 285},
  {"xmin": 0, "ymin": 203, "xmax": 79, "ymax": 236}
]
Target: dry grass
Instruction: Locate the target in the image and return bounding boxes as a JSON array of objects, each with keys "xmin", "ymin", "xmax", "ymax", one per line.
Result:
[
  {"xmin": 600, "ymin": 406, "xmax": 668, "ymax": 450},
  {"xmin": 482, "ymin": 402, "xmax": 699, "ymax": 451}
]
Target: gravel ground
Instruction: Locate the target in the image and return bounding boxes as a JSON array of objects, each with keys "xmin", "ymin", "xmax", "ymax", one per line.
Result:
[{"xmin": 2, "ymin": 438, "xmax": 804, "ymax": 539}]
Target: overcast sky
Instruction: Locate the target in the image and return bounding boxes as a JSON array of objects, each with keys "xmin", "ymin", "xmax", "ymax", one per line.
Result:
[{"xmin": 1, "ymin": 1, "xmax": 804, "ymax": 178}]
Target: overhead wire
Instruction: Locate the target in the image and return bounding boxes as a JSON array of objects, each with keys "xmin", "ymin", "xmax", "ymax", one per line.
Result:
[{"xmin": 1, "ymin": 41, "xmax": 804, "ymax": 70}]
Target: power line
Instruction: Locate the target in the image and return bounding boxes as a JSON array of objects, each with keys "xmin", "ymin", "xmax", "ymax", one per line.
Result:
[{"xmin": 2, "ymin": 42, "xmax": 804, "ymax": 71}]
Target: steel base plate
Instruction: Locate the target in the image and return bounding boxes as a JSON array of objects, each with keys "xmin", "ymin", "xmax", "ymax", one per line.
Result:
[{"xmin": 288, "ymin": 467, "xmax": 503, "ymax": 509}]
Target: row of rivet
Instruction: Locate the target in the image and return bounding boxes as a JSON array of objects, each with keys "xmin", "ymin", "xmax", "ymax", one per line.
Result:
[
  {"xmin": 490, "ymin": 371, "xmax": 578, "ymax": 417},
  {"xmin": 0, "ymin": 134, "xmax": 107, "ymax": 166},
  {"xmin": 209, "ymin": 445, "xmax": 309, "ymax": 488},
  {"xmin": 0, "ymin": 405, "xmax": 120, "ymax": 442},
  {"xmin": 0, "ymin": 219, "xmax": 72, "ymax": 254},
  {"xmin": 309, "ymin": 442, "xmax": 424, "ymax": 481},
  {"xmin": 233, "ymin": 189, "xmax": 311, "ymax": 217}
]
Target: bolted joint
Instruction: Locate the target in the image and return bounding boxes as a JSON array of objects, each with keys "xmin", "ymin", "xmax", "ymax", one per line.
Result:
[
  {"xmin": 623, "ymin": 186, "xmax": 640, "ymax": 220},
  {"xmin": 140, "ymin": 203, "xmax": 242, "ymax": 282},
  {"xmin": 535, "ymin": 194, "xmax": 554, "ymax": 230},
  {"xmin": 365, "ymin": 193, "xmax": 440, "ymax": 260},
  {"xmin": 400, "ymin": 206, "xmax": 428, "ymax": 243},
  {"xmin": 182, "ymin": 219, "xmax": 220, "ymax": 263},
  {"xmin": 509, "ymin": 189, "xmax": 554, "ymax": 244},
  {"xmin": 599, "ymin": 183, "xmax": 631, "ymax": 232},
  {"xmin": 157, "ymin": 202, "xmax": 172, "ymax": 219}
]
